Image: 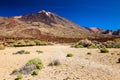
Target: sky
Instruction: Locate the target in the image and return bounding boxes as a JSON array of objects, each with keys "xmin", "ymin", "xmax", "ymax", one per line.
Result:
[{"xmin": 0, "ymin": 0, "xmax": 120, "ymax": 30}]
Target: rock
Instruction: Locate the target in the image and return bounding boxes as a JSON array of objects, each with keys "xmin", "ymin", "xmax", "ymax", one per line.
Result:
[
  {"xmin": 78, "ymin": 39, "xmax": 93, "ymax": 47},
  {"xmin": 12, "ymin": 65, "xmax": 37, "ymax": 75}
]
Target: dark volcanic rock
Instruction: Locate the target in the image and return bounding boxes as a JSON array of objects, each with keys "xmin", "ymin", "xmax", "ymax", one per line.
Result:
[
  {"xmin": 12, "ymin": 65, "xmax": 37, "ymax": 75},
  {"xmin": 102, "ymin": 30, "xmax": 113, "ymax": 35},
  {"xmin": 113, "ymin": 29, "xmax": 120, "ymax": 35}
]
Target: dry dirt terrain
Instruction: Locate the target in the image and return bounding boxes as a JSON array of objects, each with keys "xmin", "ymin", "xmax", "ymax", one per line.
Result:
[{"xmin": 0, "ymin": 44, "xmax": 120, "ymax": 80}]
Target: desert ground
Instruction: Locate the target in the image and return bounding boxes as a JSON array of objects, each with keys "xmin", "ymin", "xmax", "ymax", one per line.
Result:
[{"xmin": 0, "ymin": 44, "xmax": 120, "ymax": 80}]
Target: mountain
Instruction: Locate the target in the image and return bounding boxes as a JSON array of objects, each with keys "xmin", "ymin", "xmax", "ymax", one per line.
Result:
[
  {"xmin": 86, "ymin": 27, "xmax": 104, "ymax": 33},
  {"xmin": 0, "ymin": 10, "xmax": 94, "ymax": 42}
]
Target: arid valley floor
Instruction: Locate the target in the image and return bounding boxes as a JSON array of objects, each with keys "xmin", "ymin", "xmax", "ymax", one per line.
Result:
[{"xmin": 0, "ymin": 44, "xmax": 120, "ymax": 80}]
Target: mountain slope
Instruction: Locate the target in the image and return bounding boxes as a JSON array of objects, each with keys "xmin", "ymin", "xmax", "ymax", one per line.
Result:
[{"xmin": 0, "ymin": 10, "xmax": 93, "ymax": 42}]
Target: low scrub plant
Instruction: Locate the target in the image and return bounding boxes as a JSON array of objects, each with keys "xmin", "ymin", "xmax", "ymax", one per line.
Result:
[
  {"xmin": 72, "ymin": 43, "xmax": 84, "ymax": 48},
  {"xmin": 26, "ymin": 58, "xmax": 44, "ymax": 70},
  {"xmin": 32, "ymin": 69, "xmax": 39, "ymax": 75},
  {"xmin": 7, "ymin": 40, "xmax": 48, "ymax": 47},
  {"xmin": 11, "ymin": 69, "xmax": 18, "ymax": 74},
  {"xmin": 15, "ymin": 74, "xmax": 23, "ymax": 80},
  {"xmin": 114, "ymin": 45, "xmax": 120, "ymax": 48},
  {"xmin": 87, "ymin": 52, "xmax": 92, "ymax": 55},
  {"xmin": 66, "ymin": 53, "xmax": 74, "ymax": 57},
  {"xmin": 14, "ymin": 50, "xmax": 30, "ymax": 54},
  {"xmin": 0, "ymin": 45, "xmax": 5, "ymax": 50},
  {"xmin": 118, "ymin": 58, "xmax": 120, "ymax": 63},
  {"xmin": 36, "ymin": 50, "xmax": 43, "ymax": 54},
  {"xmin": 48, "ymin": 59, "xmax": 61, "ymax": 66},
  {"xmin": 100, "ymin": 48, "xmax": 109, "ymax": 53},
  {"xmin": 34, "ymin": 40, "xmax": 48, "ymax": 46}
]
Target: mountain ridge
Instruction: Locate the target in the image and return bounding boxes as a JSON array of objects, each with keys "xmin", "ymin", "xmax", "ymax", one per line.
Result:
[{"xmin": 0, "ymin": 10, "xmax": 119, "ymax": 42}]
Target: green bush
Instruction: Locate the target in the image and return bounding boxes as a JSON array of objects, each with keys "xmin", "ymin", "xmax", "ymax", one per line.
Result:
[
  {"xmin": 7, "ymin": 40, "xmax": 48, "ymax": 47},
  {"xmin": 36, "ymin": 64, "xmax": 44, "ymax": 69},
  {"xmin": 34, "ymin": 40, "xmax": 48, "ymax": 46},
  {"xmin": 24, "ymin": 40, "xmax": 36, "ymax": 46},
  {"xmin": 36, "ymin": 50, "xmax": 43, "ymax": 54},
  {"xmin": 72, "ymin": 43, "xmax": 84, "ymax": 48},
  {"xmin": 25, "ymin": 51, "xmax": 30, "ymax": 54},
  {"xmin": 114, "ymin": 45, "xmax": 120, "ymax": 48},
  {"xmin": 32, "ymin": 69, "xmax": 39, "ymax": 75},
  {"xmin": 0, "ymin": 45, "xmax": 5, "ymax": 50},
  {"xmin": 100, "ymin": 48, "xmax": 109, "ymax": 53},
  {"xmin": 27, "ymin": 58, "xmax": 44, "ymax": 70},
  {"xmin": 15, "ymin": 50, "xmax": 30, "ymax": 54},
  {"xmin": 66, "ymin": 53, "xmax": 74, "ymax": 57},
  {"xmin": 11, "ymin": 69, "xmax": 18, "ymax": 74},
  {"xmin": 15, "ymin": 74, "xmax": 23, "ymax": 80},
  {"xmin": 118, "ymin": 58, "xmax": 120, "ymax": 63},
  {"xmin": 87, "ymin": 52, "xmax": 92, "ymax": 55}
]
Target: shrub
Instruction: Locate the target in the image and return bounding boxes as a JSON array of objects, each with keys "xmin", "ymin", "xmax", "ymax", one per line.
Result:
[
  {"xmin": 66, "ymin": 53, "xmax": 74, "ymax": 57},
  {"xmin": 24, "ymin": 40, "xmax": 36, "ymax": 46},
  {"xmin": 100, "ymin": 48, "xmax": 109, "ymax": 53},
  {"xmin": 87, "ymin": 52, "xmax": 92, "ymax": 55},
  {"xmin": 26, "ymin": 58, "xmax": 43, "ymax": 70},
  {"xmin": 75, "ymin": 44, "xmax": 84, "ymax": 48},
  {"xmin": 16, "ymin": 50, "xmax": 25, "ymax": 54},
  {"xmin": 111, "ymin": 53, "xmax": 114, "ymax": 55},
  {"xmin": 7, "ymin": 40, "xmax": 48, "ymax": 47},
  {"xmin": 14, "ymin": 50, "xmax": 30, "ymax": 54},
  {"xmin": 36, "ymin": 64, "xmax": 44, "ymax": 69},
  {"xmin": 32, "ymin": 69, "xmax": 39, "ymax": 75},
  {"xmin": 36, "ymin": 50, "xmax": 43, "ymax": 54},
  {"xmin": 114, "ymin": 45, "xmax": 120, "ymax": 48},
  {"xmin": 34, "ymin": 40, "xmax": 48, "ymax": 46},
  {"xmin": 118, "ymin": 58, "xmax": 120, "ymax": 63},
  {"xmin": 0, "ymin": 45, "xmax": 5, "ymax": 50},
  {"xmin": 11, "ymin": 69, "xmax": 18, "ymax": 74},
  {"xmin": 48, "ymin": 59, "xmax": 61, "ymax": 66},
  {"xmin": 72, "ymin": 43, "xmax": 84, "ymax": 48},
  {"xmin": 25, "ymin": 51, "xmax": 30, "ymax": 54},
  {"xmin": 15, "ymin": 74, "xmax": 23, "ymax": 80}
]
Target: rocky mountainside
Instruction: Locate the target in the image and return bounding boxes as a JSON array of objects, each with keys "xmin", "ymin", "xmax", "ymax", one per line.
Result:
[
  {"xmin": 102, "ymin": 29, "xmax": 120, "ymax": 35},
  {"xmin": 86, "ymin": 27, "xmax": 104, "ymax": 33},
  {"xmin": 0, "ymin": 10, "xmax": 119, "ymax": 42},
  {"xmin": 0, "ymin": 10, "xmax": 95, "ymax": 42}
]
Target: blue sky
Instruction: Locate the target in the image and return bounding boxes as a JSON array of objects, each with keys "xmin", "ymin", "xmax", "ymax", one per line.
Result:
[{"xmin": 0, "ymin": 0, "xmax": 120, "ymax": 30}]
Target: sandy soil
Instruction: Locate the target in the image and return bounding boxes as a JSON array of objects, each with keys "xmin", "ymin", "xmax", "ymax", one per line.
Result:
[{"xmin": 0, "ymin": 44, "xmax": 120, "ymax": 80}]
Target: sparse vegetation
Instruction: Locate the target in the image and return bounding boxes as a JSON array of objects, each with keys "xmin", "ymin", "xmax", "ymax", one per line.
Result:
[
  {"xmin": 11, "ymin": 69, "xmax": 18, "ymax": 74},
  {"xmin": 36, "ymin": 50, "xmax": 43, "ymax": 54},
  {"xmin": 111, "ymin": 53, "xmax": 114, "ymax": 55},
  {"xmin": 0, "ymin": 45, "xmax": 5, "ymax": 50},
  {"xmin": 32, "ymin": 69, "xmax": 39, "ymax": 75},
  {"xmin": 6, "ymin": 40, "xmax": 48, "ymax": 47},
  {"xmin": 48, "ymin": 59, "xmax": 61, "ymax": 66},
  {"xmin": 72, "ymin": 43, "xmax": 84, "ymax": 48},
  {"xmin": 114, "ymin": 45, "xmax": 120, "ymax": 48},
  {"xmin": 66, "ymin": 53, "xmax": 74, "ymax": 57},
  {"xmin": 87, "ymin": 52, "xmax": 92, "ymax": 55},
  {"xmin": 100, "ymin": 48, "xmax": 109, "ymax": 53},
  {"xmin": 14, "ymin": 50, "xmax": 30, "ymax": 54},
  {"xmin": 27, "ymin": 58, "xmax": 44, "ymax": 70},
  {"xmin": 15, "ymin": 74, "xmax": 23, "ymax": 80},
  {"xmin": 118, "ymin": 58, "xmax": 120, "ymax": 63}
]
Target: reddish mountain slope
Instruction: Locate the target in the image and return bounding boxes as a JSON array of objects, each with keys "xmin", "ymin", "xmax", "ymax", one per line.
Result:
[{"xmin": 0, "ymin": 10, "xmax": 93, "ymax": 41}]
